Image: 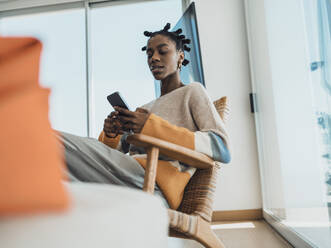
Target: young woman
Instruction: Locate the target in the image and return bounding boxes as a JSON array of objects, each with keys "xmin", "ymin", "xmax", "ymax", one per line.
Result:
[{"xmin": 59, "ymin": 23, "xmax": 231, "ymax": 209}]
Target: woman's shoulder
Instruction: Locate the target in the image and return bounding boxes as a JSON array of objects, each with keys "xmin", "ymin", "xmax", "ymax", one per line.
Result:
[
  {"xmin": 140, "ymin": 82, "xmax": 206, "ymax": 108},
  {"xmin": 186, "ymin": 82, "xmax": 204, "ymax": 90},
  {"xmin": 177, "ymin": 82, "xmax": 204, "ymax": 97},
  {"xmin": 140, "ymin": 99, "xmax": 155, "ymax": 110},
  {"xmin": 184, "ymin": 82, "xmax": 209, "ymax": 99}
]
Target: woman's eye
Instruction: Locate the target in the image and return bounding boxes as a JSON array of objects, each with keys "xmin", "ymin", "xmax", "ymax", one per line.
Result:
[{"xmin": 159, "ymin": 50, "xmax": 167, "ymax": 55}]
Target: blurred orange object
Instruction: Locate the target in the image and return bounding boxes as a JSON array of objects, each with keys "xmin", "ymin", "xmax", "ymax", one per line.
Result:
[{"xmin": 0, "ymin": 37, "xmax": 69, "ymax": 215}]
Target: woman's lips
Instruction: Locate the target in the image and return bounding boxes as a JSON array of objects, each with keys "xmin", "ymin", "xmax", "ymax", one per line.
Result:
[{"xmin": 151, "ymin": 65, "xmax": 164, "ymax": 73}]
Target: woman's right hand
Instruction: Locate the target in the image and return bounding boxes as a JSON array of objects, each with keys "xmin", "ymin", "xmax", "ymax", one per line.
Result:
[{"xmin": 103, "ymin": 110, "xmax": 123, "ymax": 138}]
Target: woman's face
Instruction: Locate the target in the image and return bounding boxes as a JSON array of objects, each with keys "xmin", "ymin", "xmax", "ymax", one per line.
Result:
[{"xmin": 146, "ymin": 34, "xmax": 184, "ymax": 80}]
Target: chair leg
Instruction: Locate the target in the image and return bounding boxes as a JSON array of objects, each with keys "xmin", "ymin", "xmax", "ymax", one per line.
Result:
[
  {"xmin": 194, "ymin": 217, "xmax": 226, "ymax": 248},
  {"xmin": 143, "ymin": 146, "xmax": 159, "ymax": 194}
]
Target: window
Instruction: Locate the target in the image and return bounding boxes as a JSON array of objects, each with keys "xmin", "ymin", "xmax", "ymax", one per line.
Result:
[
  {"xmin": 0, "ymin": 0, "xmax": 186, "ymax": 138},
  {"xmin": 245, "ymin": 0, "xmax": 331, "ymax": 247},
  {"xmin": 0, "ymin": 8, "xmax": 88, "ymax": 136},
  {"xmin": 89, "ymin": 0, "xmax": 182, "ymax": 138}
]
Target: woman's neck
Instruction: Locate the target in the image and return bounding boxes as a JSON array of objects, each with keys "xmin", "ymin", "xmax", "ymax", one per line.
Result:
[{"xmin": 160, "ymin": 72, "xmax": 184, "ymax": 96}]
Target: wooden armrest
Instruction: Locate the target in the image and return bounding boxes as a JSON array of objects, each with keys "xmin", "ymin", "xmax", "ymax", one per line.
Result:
[{"xmin": 126, "ymin": 134, "xmax": 214, "ymax": 169}]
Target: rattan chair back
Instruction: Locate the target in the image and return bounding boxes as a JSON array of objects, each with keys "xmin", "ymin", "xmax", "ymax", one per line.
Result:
[{"xmin": 174, "ymin": 96, "xmax": 229, "ymax": 222}]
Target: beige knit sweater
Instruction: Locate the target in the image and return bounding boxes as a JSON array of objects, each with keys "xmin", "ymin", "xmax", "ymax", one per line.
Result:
[{"xmin": 99, "ymin": 82, "xmax": 230, "ymax": 209}]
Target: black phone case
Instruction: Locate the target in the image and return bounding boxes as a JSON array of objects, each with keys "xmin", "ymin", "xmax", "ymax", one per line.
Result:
[{"xmin": 107, "ymin": 91, "xmax": 129, "ymax": 110}]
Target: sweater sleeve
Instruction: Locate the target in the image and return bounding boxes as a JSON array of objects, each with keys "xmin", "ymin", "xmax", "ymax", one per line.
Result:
[
  {"xmin": 195, "ymin": 131, "xmax": 231, "ymax": 163},
  {"xmin": 98, "ymin": 131, "xmax": 130, "ymax": 154},
  {"xmin": 189, "ymin": 83, "xmax": 230, "ymax": 145},
  {"xmin": 189, "ymin": 83, "xmax": 231, "ymax": 163},
  {"xmin": 140, "ymin": 113, "xmax": 231, "ymax": 163}
]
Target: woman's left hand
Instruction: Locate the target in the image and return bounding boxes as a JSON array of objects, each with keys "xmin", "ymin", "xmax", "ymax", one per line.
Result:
[{"xmin": 114, "ymin": 106, "xmax": 151, "ymax": 133}]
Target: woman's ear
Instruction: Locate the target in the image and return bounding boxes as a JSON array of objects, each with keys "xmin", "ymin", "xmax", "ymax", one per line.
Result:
[{"xmin": 178, "ymin": 50, "xmax": 185, "ymax": 66}]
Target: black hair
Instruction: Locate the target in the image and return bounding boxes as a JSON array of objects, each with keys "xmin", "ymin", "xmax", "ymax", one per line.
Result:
[{"xmin": 141, "ymin": 23, "xmax": 191, "ymax": 66}]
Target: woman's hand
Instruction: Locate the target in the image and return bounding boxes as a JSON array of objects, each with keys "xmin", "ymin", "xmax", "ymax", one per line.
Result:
[
  {"xmin": 103, "ymin": 110, "xmax": 124, "ymax": 138},
  {"xmin": 114, "ymin": 106, "xmax": 151, "ymax": 134}
]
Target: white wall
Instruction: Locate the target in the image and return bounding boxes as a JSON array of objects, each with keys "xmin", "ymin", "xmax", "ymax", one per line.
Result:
[{"xmin": 193, "ymin": 0, "xmax": 262, "ymax": 211}]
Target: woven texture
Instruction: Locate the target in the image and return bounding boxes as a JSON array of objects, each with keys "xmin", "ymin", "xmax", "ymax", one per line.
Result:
[
  {"xmin": 168, "ymin": 209, "xmax": 198, "ymax": 235},
  {"xmin": 169, "ymin": 96, "xmax": 228, "ymax": 232},
  {"xmin": 213, "ymin": 97, "xmax": 229, "ymax": 123},
  {"xmin": 175, "ymin": 165, "xmax": 218, "ymax": 222}
]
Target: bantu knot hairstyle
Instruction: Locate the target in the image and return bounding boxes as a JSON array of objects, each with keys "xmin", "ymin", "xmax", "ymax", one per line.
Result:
[{"xmin": 141, "ymin": 23, "xmax": 191, "ymax": 66}]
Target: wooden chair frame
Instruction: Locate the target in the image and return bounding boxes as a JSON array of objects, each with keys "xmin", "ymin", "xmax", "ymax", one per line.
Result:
[{"xmin": 126, "ymin": 97, "xmax": 228, "ymax": 248}]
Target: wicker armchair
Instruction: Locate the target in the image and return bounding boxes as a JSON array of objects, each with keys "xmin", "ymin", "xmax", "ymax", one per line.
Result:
[{"xmin": 127, "ymin": 97, "xmax": 228, "ymax": 248}]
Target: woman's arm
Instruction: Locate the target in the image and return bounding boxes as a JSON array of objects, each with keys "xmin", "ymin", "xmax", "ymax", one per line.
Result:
[
  {"xmin": 139, "ymin": 113, "xmax": 231, "ymax": 163},
  {"xmin": 195, "ymin": 131, "xmax": 231, "ymax": 163},
  {"xmin": 114, "ymin": 84, "xmax": 231, "ymax": 163},
  {"xmin": 188, "ymin": 83, "xmax": 231, "ymax": 163}
]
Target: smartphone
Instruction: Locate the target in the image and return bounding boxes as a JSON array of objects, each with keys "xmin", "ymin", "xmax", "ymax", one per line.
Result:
[{"xmin": 107, "ymin": 91, "xmax": 130, "ymax": 110}]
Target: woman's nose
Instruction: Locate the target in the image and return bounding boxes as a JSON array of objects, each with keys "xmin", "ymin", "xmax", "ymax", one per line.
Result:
[{"xmin": 152, "ymin": 52, "xmax": 160, "ymax": 62}]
